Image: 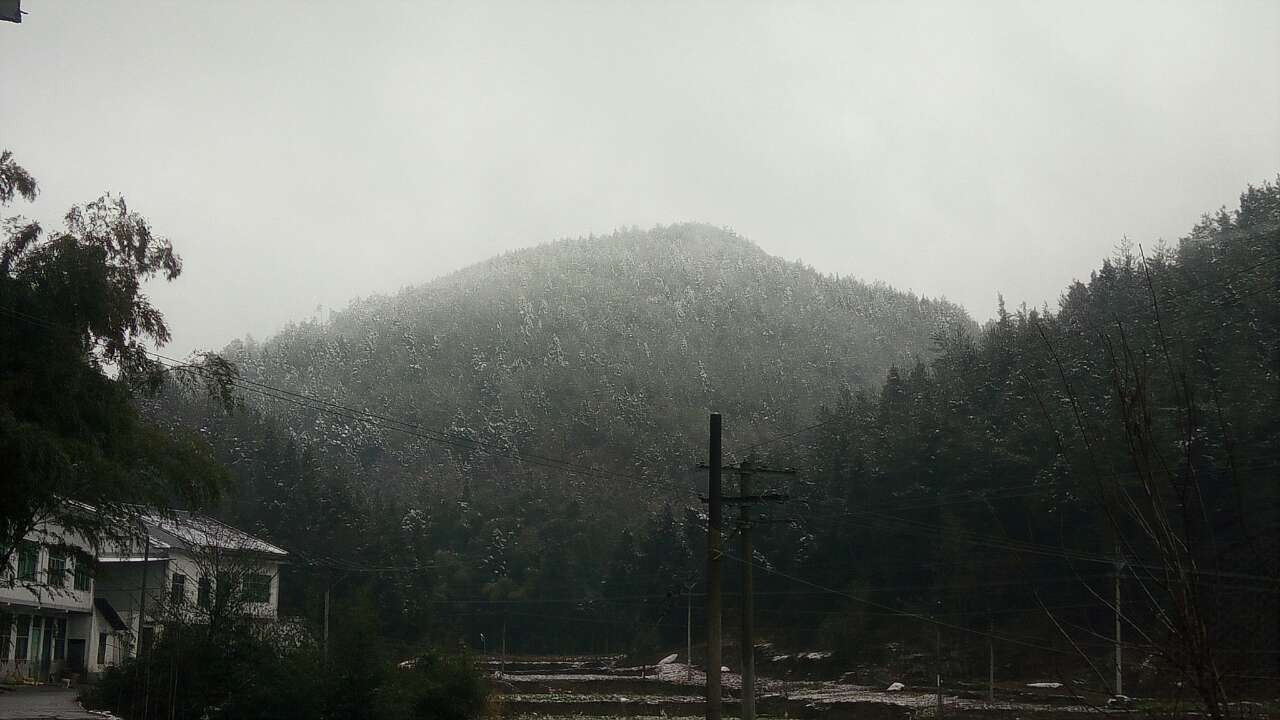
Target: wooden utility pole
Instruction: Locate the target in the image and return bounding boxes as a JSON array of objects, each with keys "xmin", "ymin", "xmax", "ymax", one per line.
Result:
[{"xmin": 707, "ymin": 413, "xmax": 723, "ymax": 720}]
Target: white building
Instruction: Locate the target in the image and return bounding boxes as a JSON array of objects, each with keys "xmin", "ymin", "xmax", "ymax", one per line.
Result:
[
  {"xmin": 96, "ymin": 511, "xmax": 288, "ymax": 652},
  {"xmin": 0, "ymin": 515, "xmax": 126, "ymax": 682},
  {"xmin": 1, "ymin": 508, "xmax": 287, "ymax": 683}
]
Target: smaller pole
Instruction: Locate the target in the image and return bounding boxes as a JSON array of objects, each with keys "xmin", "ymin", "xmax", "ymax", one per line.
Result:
[
  {"xmin": 987, "ymin": 615, "xmax": 995, "ymax": 703},
  {"xmin": 1114, "ymin": 547, "xmax": 1123, "ymax": 697},
  {"xmin": 740, "ymin": 462, "xmax": 756, "ymax": 720},
  {"xmin": 323, "ymin": 585, "xmax": 331, "ymax": 663},
  {"xmin": 687, "ymin": 584, "xmax": 693, "ymax": 682},
  {"xmin": 502, "ymin": 616, "xmax": 507, "ymax": 676},
  {"xmin": 936, "ymin": 626, "xmax": 943, "ymax": 719}
]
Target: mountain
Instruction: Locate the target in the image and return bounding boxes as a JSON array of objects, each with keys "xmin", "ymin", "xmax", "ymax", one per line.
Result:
[{"xmin": 217, "ymin": 223, "xmax": 972, "ymax": 496}]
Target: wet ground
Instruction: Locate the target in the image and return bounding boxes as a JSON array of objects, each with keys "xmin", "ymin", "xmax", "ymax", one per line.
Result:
[{"xmin": 0, "ymin": 685, "xmax": 106, "ymax": 720}]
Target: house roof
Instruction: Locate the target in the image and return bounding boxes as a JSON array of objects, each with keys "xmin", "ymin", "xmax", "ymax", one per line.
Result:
[{"xmin": 140, "ymin": 511, "xmax": 288, "ymax": 557}]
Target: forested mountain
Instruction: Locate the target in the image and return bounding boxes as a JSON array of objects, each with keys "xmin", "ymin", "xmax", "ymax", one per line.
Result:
[
  {"xmin": 157, "ymin": 184, "xmax": 1278, "ymax": 697},
  {"xmin": 216, "ymin": 223, "xmax": 969, "ymax": 499}
]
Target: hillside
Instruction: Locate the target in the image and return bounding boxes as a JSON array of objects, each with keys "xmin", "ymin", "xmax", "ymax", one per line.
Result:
[{"xmin": 220, "ymin": 223, "xmax": 972, "ymax": 493}]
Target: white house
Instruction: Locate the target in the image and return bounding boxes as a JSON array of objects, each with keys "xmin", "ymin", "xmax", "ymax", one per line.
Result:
[
  {"xmin": 96, "ymin": 510, "xmax": 288, "ymax": 654},
  {"xmin": 2, "ymin": 508, "xmax": 287, "ymax": 683},
  {"xmin": 0, "ymin": 514, "xmax": 125, "ymax": 682}
]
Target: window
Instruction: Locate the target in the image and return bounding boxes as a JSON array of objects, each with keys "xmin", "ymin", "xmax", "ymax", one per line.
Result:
[
  {"xmin": 17, "ymin": 542, "xmax": 38, "ymax": 582},
  {"xmin": 197, "ymin": 576, "xmax": 212, "ymax": 609},
  {"xmin": 97, "ymin": 633, "xmax": 108, "ymax": 665},
  {"xmin": 14, "ymin": 615, "xmax": 29, "ymax": 661},
  {"xmin": 245, "ymin": 574, "xmax": 271, "ymax": 603},
  {"xmin": 48, "ymin": 551, "xmax": 67, "ymax": 588},
  {"xmin": 170, "ymin": 573, "xmax": 186, "ymax": 604},
  {"xmin": 73, "ymin": 554, "xmax": 91, "ymax": 591}
]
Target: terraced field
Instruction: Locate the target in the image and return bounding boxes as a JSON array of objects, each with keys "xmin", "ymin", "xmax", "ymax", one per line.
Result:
[{"xmin": 483, "ymin": 655, "xmax": 1130, "ymax": 719}]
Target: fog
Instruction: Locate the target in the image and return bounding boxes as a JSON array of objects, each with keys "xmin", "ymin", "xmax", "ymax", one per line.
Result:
[{"xmin": 2, "ymin": 1, "xmax": 1276, "ymax": 357}]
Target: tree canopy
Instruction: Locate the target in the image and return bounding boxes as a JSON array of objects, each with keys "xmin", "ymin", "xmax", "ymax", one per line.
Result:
[{"xmin": 0, "ymin": 149, "xmax": 233, "ymax": 568}]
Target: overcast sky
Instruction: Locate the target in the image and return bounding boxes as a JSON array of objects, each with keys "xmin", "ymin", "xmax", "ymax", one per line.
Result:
[{"xmin": 2, "ymin": 1, "xmax": 1277, "ymax": 358}]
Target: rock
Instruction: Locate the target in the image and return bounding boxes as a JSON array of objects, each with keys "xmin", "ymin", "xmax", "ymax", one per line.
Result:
[
  {"xmin": 1107, "ymin": 695, "xmax": 1134, "ymax": 709},
  {"xmin": 1026, "ymin": 682, "xmax": 1063, "ymax": 689},
  {"xmin": 721, "ymin": 666, "xmax": 731, "ymax": 673},
  {"xmin": 658, "ymin": 653, "xmax": 679, "ymax": 665},
  {"xmin": 887, "ymin": 682, "xmax": 906, "ymax": 692}
]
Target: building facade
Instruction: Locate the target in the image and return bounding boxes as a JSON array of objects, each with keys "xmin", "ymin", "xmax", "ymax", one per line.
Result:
[
  {"xmin": 0, "ymin": 516, "xmax": 124, "ymax": 682},
  {"xmin": 2, "ymin": 508, "xmax": 286, "ymax": 683}
]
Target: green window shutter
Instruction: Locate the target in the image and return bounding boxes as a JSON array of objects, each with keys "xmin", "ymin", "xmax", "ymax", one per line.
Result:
[{"xmin": 16, "ymin": 542, "xmax": 38, "ymax": 581}]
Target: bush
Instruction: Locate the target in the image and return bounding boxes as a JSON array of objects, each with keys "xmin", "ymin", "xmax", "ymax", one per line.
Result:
[
  {"xmin": 81, "ymin": 620, "xmax": 487, "ymax": 720},
  {"xmin": 374, "ymin": 650, "xmax": 490, "ymax": 720}
]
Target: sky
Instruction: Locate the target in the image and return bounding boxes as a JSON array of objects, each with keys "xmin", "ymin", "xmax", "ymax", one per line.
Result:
[{"xmin": 2, "ymin": 1, "xmax": 1278, "ymax": 358}]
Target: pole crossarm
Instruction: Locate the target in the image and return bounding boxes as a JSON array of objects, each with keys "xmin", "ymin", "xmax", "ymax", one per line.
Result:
[{"xmin": 699, "ymin": 493, "xmax": 791, "ymax": 504}]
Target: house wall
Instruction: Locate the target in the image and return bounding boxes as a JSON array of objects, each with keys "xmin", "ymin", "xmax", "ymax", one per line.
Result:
[
  {"xmin": 0, "ymin": 521, "xmax": 96, "ymax": 612},
  {"xmin": 0, "ymin": 519, "xmax": 97, "ymax": 681},
  {"xmin": 164, "ymin": 551, "xmax": 281, "ymax": 620}
]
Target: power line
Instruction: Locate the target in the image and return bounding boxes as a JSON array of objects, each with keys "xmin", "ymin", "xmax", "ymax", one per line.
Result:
[
  {"xmin": 0, "ymin": 305, "xmax": 667, "ymax": 491},
  {"xmin": 721, "ymin": 552, "xmax": 1071, "ymax": 656}
]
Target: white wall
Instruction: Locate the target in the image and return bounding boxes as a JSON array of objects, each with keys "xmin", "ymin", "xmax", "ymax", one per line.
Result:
[{"xmin": 0, "ymin": 520, "xmax": 96, "ymax": 613}]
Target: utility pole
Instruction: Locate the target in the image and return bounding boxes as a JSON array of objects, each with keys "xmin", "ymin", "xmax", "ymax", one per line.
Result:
[
  {"xmin": 936, "ymin": 626, "xmax": 943, "ymax": 719},
  {"xmin": 1114, "ymin": 546, "xmax": 1123, "ymax": 697},
  {"xmin": 706, "ymin": 412, "xmax": 723, "ymax": 720},
  {"xmin": 740, "ymin": 461, "xmax": 755, "ymax": 720},
  {"xmin": 699, "ymin": 419, "xmax": 792, "ymax": 720},
  {"xmin": 987, "ymin": 614, "xmax": 995, "ymax": 703},
  {"xmin": 323, "ymin": 584, "xmax": 331, "ymax": 663},
  {"xmin": 136, "ymin": 525, "xmax": 152, "ymax": 720},
  {"xmin": 686, "ymin": 581, "xmax": 696, "ymax": 683}
]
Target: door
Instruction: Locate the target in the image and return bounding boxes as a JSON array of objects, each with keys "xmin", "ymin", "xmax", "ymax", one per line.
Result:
[{"xmin": 67, "ymin": 639, "xmax": 87, "ymax": 674}]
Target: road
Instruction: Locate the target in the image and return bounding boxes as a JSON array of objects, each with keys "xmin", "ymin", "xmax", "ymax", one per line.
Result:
[{"xmin": 0, "ymin": 686, "xmax": 105, "ymax": 720}]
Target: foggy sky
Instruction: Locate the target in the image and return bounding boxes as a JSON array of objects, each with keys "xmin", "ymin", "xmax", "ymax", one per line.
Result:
[{"xmin": 2, "ymin": 1, "xmax": 1277, "ymax": 358}]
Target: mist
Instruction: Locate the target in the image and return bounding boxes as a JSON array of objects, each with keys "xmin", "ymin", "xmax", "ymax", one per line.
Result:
[{"xmin": 2, "ymin": 1, "xmax": 1276, "ymax": 357}]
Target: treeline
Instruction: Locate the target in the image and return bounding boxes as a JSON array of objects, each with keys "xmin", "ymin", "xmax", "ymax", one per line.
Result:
[{"xmin": 161, "ymin": 182, "xmax": 1278, "ymax": 696}]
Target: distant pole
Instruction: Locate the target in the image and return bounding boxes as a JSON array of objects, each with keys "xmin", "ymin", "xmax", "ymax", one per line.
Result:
[
  {"xmin": 936, "ymin": 625, "xmax": 943, "ymax": 719},
  {"xmin": 502, "ymin": 616, "xmax": 507, "ymax": 676},
  {"xmin": 1114, "ymin": 547, "xmax": 1123, "ymax": 697},
  {"xmin": 706, "ymin": 413, "xmax": 723, "ymax": 720},
  {"xmin": 323, "ymin": 585, "xmax": 331, "ymax": 663},
  {"xmin": 687, "ymin": 582, "xmax": 694, "ymax": 683},
  {"xmin": 739, "ymin": 460, "xmax": 756, "ymax": 720},
  {"xmin": 139, "ymin": 526, "xmax": 152, "ymax": 720},
  {"xmin": 987, "ymin": 614, "xmax": 995, "ymax": 703}
]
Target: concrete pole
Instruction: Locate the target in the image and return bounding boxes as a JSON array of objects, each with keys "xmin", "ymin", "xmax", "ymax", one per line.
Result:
[{"xmin": 706, "ymin": 412, "xmax": 722, "ymax": 720}]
